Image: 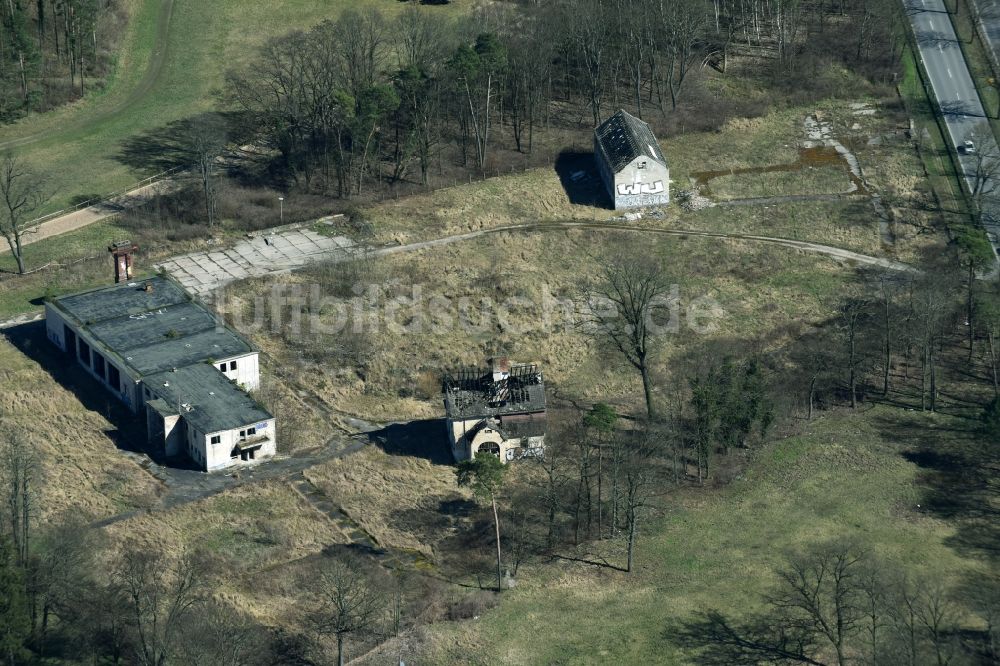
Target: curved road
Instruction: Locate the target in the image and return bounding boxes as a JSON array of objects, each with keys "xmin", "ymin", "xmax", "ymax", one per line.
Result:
[
  {"xmin": 375, "ymin": 221, "xmax": 917, "ymax": 273},
  {"xmin": 0, "ymin": 0, "xmax": 175, "ymax": 152},
  {"xmin": 160, "ymin": 219, "xmax": 917, "ymax": 296}
]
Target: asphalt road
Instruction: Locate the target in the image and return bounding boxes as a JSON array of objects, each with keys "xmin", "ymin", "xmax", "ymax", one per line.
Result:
[{"xmin": 905, "ymin": 0, "xmax": 1000, "ymax": 257}]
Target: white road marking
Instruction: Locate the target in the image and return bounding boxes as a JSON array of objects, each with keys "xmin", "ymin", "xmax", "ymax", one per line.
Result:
[
  {"xmin": 930, "ymin": 19, "xmax": 937, "ymax": 28},
  {"xmin": 948, "ymin": 67, "xmax": 954, "ymax": 78}
]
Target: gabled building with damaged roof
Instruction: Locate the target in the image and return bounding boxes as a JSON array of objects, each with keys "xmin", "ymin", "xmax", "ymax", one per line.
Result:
[
  {"xmin": 44, "ymin": 275, "xmax": 275, "ymax": 471},
  {"xmin": 594, "ymin": 109, "xmax": 670, "ymax": 210},
  {"xmin": 443, "ymin": 357, "xmax": 546, "ymax": 464}
]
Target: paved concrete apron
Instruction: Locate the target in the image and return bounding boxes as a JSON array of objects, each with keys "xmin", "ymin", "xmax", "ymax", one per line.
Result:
[{"xmin": 156, "ymin": 226, "xmax": 359, "ymax": 295}]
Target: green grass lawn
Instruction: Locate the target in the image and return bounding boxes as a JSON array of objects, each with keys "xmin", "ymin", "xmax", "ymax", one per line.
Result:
[
  {"xmin": 424, "ymin": 406, "xmax": 987, "ymax": 664},
  {"xmin": 0, "ymin": 0, "xmax": 469, "ymax": 215},
  {"xmin": 0, "ymin": 219, "xmax": 124, "ymax": 273}
]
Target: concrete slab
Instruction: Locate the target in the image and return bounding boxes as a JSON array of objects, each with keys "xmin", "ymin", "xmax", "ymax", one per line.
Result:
[{"xmin": 159, "ymin": 226, "xmax": 365, "ymax": 294}]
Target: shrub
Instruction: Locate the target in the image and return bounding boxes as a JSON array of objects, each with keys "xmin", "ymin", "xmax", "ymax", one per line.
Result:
[
  {"xmin": 981, "ymin": 397, "xmax": 1000, "ymax": 437},
  {"xmin": 446, "ymin": 591, "xmax": 498, "ymax": 621}
]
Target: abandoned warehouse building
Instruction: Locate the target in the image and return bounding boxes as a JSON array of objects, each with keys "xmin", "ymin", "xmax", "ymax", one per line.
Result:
[
  {"xmin": 44, "ymin": 275, "xmax": 275, "ymax": 471},
  {"xmin": 594, "ymin": 109, "xmax": 670, "ymax": 210},
  {"xmin": 444, "ymin": 358, "xmax": 546, "ymax": 463}
]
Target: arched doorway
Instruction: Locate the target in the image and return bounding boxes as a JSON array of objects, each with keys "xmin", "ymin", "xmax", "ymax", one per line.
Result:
[{"xmin": 477, "ymin": 441, "xmax": 501, "ymax": 458}]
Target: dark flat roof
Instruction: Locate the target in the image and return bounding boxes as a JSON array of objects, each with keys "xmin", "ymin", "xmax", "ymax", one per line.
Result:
[
  {"xmin": 145, "ymin": 364, "xmax": 272, "ymax": 434},
  {"xmin": 87, "ymin": 302, "xmax": 218, "ymax": 353},
  {"xmin": 55, "ymin": 276, "xmax": 189, "ymax": 324},
  {"xmin": 50, "ymin": 277, "xmax": 252, "ymax": 377}
]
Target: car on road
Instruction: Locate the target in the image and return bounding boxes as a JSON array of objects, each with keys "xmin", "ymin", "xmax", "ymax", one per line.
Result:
[{"xmin": 962, "ymin": 139, "xmax": 976, "ymax": 154}]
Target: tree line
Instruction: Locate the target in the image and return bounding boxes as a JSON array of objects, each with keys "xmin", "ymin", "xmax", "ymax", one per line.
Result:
[
  {"xmin": 223, "ymin": 0, "xmax": 902, "ymax": 199},
  {"xmin": 0, "ymin": 421, "xmax": 464, "ymax": 666},
  {"xmin": 668, "ymin": 538, "xmax": 1000, "ymax": 665},
  {"xmin": 0, "ymin": 1, "xmax": 122, "ymax": 122}
]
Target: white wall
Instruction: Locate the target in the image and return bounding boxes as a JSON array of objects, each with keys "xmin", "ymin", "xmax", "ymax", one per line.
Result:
[
  {"xmin": 47, "ymin": 307, "xmax": 141, "ymax": 412},
  {"xmin": 202, "ymin": 418, "xmax": 276, "ymax": 471},
  {"xmin": 447, "ymin": 417, "xmax": 544, "ymax": 465},
  {"xmin": 163, "ymin": 413, "xmax": 183, "ymax": 457},
  {"xmin": 613, "ymin": 156, "xmax": 670, "ymax": 209},
  {"xmin": 44, "ymin": 304, "xmax": 68, "ymax": 351},
  {"xmin": 213, "ymin": 352, "xmax": 260, "ymax": 390}
]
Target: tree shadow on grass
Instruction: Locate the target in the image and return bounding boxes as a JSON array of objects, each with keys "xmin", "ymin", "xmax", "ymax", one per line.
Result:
[
  {"xmin": 554, "ymin": 151, "xmax": 612, "ymax": 209},
  {"xmin": 115, "ymin": 110, "xmax": 248, "ymax": 174},
  {"xmin": 1, "ymin": 320, "xmax": 196, "ymax": 469},
  {"xmin": 551, "ymin": 552, "xmax": 626, "ymax": 572},
  {"xmin": 872, "ymin": 411, "xmax": 1000, "ymax": 563}
]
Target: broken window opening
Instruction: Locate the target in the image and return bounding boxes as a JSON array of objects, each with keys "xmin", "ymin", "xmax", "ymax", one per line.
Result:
[{"xmin": 478, "ymin": 442, "xmax": 501, "ymax": 458}]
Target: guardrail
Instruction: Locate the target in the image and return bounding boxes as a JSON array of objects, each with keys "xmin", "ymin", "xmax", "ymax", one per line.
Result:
[{"xmin": 26, "ymin": 165, "xmax": 188, "ymax": 228}]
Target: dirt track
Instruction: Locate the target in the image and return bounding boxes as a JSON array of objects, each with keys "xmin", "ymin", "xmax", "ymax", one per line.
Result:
[
  {"xmin": 1, "ymin": 217, "xmax": 916, "ymax": 329},
  {"xmin": 373, "ymin": 220, "xmax": 917, "ymax": 273}
]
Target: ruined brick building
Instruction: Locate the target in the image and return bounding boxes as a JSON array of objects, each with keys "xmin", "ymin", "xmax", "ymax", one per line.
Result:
[
  {"xmin": 594, "ymin": 109, "xmax": 670, "ymax": 210},
  {"xmin": 444, "ymin": 358, "xmax": 546, "ymax": 463}
]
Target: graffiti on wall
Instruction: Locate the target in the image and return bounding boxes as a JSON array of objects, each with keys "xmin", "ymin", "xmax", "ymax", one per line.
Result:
[{"xmin": 617, "ymin": 180, "xmax": 665, "ymax": 196}]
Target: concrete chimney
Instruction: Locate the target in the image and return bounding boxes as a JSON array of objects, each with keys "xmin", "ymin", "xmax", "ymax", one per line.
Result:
[
  {"xmin": 490, "ymin": 356, "xmax": 511, "ymax": 383},
  {"xmin": 108, "ymin": 240, "xmax": 139, "ymax": 283}
]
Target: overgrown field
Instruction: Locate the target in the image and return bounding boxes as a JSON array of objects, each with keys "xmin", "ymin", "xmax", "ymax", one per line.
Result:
[
  {"xmin": 0, "ymin": 203, "xmax": 984, "ymax": 664},
  {"xmin": 225, "ymin": 229, "xmax": 858, "ymax": 424},
  {"xmin": 365, "ymin": 97, "xmax": 940, "ymax": 264},
  {"xmin": 0, "ymin": 94, "xmax": 942, "ymax": 325},
  {"xmin": 420, "ymin": 406, "xmax": 988, "ymax": 664}
]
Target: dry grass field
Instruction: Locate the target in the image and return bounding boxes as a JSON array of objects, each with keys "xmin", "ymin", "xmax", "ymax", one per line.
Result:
[
  {"xmin": 224, "ymin": 228, "xmax": 861, "ymax": 432},
  {"xmin": 104, "ymin": 480, "xmax": 347, "ymax": 570},
  {"xmin": 364, "ymin": 98, "xmax": 941, "ymax": 265},
  {"xmin": 305, "ymin": 446, "xmax": 468, "ymax": 559},
  {"xmin": 0, "ymin": 333, "xmax": 161, "ymax": 521}
]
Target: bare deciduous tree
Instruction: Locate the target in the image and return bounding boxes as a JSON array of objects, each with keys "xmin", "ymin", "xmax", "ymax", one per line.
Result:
[
  {"xmin": 836, "ymin": 298, "xmax": 872, "ymax": 409},
  {"xmin": 177, "ymin": 600, "xmax": 270, "ymax": 666},
  {"xmin": 31, "ymin": 512, "xmax": 104, "ymax": 657},
  {"xmin": 183, "ymin": 115, "xmax": 228, "ymax": 228},
  {"xmin": 113, "ymin": 546, "xmax": 204, "ymax": 666},
  {"xmin": 0, "ymin": 427, "xmax": 37, "ymax": 567},
  {"xmin": 586, "ymin": 252, "xmax": 674, "ymax": 420},
  {"xmin": 620, "ymin": 427, "xmax": 661, "ymax": 573},
  {"xmin": 0, "ymin": 153, "xmax": 49, "ymax": 275},
  {"xmin": 312, "ymin": 560, "xmax": 385, "ymax": 666}
]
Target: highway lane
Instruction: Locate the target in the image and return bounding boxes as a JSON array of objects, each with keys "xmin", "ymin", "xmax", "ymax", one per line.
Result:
[{"xmin": 905, "ymin": 0, "xmax": 1000, "ymax": 258}]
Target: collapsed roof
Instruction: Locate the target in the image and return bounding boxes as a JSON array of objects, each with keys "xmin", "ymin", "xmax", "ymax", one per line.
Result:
[
  {"xmin": 443, "ymin": 362, "xmax": 546, "ymax": 421},
  {"xmin": 594, "ymin": 109, "xmax": 667, "ymax": 172}
]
